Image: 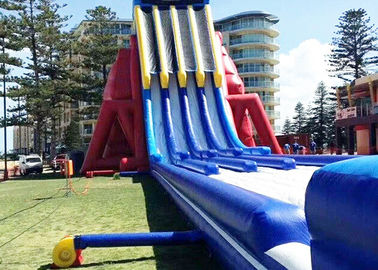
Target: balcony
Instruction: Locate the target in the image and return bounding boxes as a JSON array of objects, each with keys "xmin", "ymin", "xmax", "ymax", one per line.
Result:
[
  {"xmin": 217, "ymin": 21, "xmax": 279, "ymax": 38},
  {"xmin": 265, "ymin": 110, "xmax": 280, "ymax": 119},
  {"xmin": 260, "ymin": 96, "xmax": 280, "ymax": 105},
  {"xmin": 244, "ymin": 80, "xmax": 280, "ymax": 89},
  {"xmin": 237, "ymin": 66, "xmax": 279, "ymax": 79},
  {"xmin": 231, "ymin": 51, "xmax": 278, "ymax": 60},
  {"xmin": 230, "ymin": 51, "xmax": 279, "ymax": 65},
  {"xmin": 229, "ymin": 37, "xmax": 279, "ymax": 51},
  {"xmin": 85, "ymin": 26, "xmax": 131, "ymax": 36},
  {"xmin": 336, "ymin": 104, "xmax": 378, "ymax": 120}
]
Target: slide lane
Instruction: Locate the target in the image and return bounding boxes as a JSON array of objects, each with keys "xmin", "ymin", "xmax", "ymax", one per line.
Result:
[
  {"xmin": 178, "ymin": 75, "xmax": 257, "ymax": 172},
  {"xmin": 211, "ymin": 166, "xmax": 319, "ymax": 210},
  {"xmin": 198, "ymin": 75, "xmax": 296, "ymax": 170},
  {"xmin": 159, "ymin": 77, "xmax": 218, "ymax": 175}
]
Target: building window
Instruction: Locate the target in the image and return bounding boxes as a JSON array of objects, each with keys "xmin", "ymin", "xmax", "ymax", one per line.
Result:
[
  {"xmin": 123, "ymin": 39, "xmax": 130, "ymax": 48},
  {"xmin": 120, "ymin": 24, "xmax": 131, "ymax": 35},
  {"xmin": 83, "ymin": 124, "xmax": 93, "ymax": 135}
]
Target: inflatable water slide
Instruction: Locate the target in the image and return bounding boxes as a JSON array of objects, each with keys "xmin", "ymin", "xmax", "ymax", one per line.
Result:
[{"xmin": 53, "ymin": 0, "xmax": 378, "ymax": 269}]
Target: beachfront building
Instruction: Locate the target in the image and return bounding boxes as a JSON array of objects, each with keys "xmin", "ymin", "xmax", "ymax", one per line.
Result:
[
  {"xmin": 214, "ymin": 11, "xmax": 280, "ymax": 132},
  {"xmin": 62, "ymin": 19, "xmax": 133, "ymax": 148}
]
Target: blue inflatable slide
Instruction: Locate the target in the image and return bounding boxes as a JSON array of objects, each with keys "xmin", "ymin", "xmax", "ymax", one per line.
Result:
[{"xmin": 52, "ymin": 1, "xmax": 378, "ymax": 269}]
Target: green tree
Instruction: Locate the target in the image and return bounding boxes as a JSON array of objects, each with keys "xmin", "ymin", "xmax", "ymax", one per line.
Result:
[
  {"xmin": 2, "ymin": 0, "xmax": 71, "ymax": 156},
  {"xmin": 71, "ymin": 6, "xmax": 120, "ymax": 118},
  {"xmin": 310, "ymin": 82, "xmax": 331, "ymax": 148},
  {"xmin": 325, "ymin": 88, "xmax": 338, "ymax": 145},
  {"xmin": 2, "ymin": 0, "xmax": 48, "ymax": 154},
  {"xmin": 303, "ymin": 104, "xmax": 315, "ymax": 135},
  {"xmin": 63, "ymin": 116, "xmax": 81, "ymax": 151},
  {"xmin": 291, "ymin": 102, "xmax": 306, "ymax": 134},
  {"xmin": 0, "ymin": 13, "xmax": 22, "ymax": 171},
  {"xmin": 329, "ymin": 8, "xmax": 377, "ymax": 81},
  {"xmin": 282, "ymin": 118, "xmax": 292, "ymax": 135},
  {"xmin": 36, "ymin": 0, "xmax": 71, "ymax": 159}
]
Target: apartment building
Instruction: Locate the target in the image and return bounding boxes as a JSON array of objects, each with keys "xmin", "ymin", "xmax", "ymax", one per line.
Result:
[
  {"xmin": 214, "ymin": 11, "xmax": 280, "ymax": 132},
  {"xmin": 13, "ymin": 126, "xmax": 34, "ymax": 154},
  {"xmin": 65, "ymin": 19, "xmax": 133, "ymax": 147}
]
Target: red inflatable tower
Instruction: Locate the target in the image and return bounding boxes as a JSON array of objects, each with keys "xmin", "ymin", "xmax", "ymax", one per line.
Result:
[{"xmin": 81, "ymin": 36, "xmax": 149, "ymax": 176}]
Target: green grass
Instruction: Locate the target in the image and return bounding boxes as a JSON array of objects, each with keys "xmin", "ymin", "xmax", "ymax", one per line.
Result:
[{"xmin": 0, "ymin": 175, "xmax": 219, "ymax": 270}]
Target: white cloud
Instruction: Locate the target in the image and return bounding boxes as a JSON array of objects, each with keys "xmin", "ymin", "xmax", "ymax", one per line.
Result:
[{"xmin": 276, "ymin": 39, "xmax": 342, "ymax": 131}]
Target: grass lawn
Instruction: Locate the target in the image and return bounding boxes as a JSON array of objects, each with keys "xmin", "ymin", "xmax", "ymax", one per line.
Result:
[{"xmin": 0, "ymin": 174, "xmax": 219, "ymax": 270}]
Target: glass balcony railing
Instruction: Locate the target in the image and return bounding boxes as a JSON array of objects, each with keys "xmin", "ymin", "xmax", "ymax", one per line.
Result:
[
  {"xmin": 230, "ymin": 36, "xmax": 277, "ymax": 46},
  {"xmin": 265, "ymin": 110, "xmax": 280, "ymax": 119},
  {"xmin": 231, "ymin": 51, "xmax": 278, "ymax": 60},
  {"xmin": 218, "ymin": 19, "xmax": 277, "ymax": 32},
  {"xmin": 260, "ymin": 96, "xmax": 280, "ymax": 104},
  {"xmin": 237, "ymin": 65, "xmax": 279, "ymax": 74},
  {"xmin": 244, "ymin": 80, "xmax": 280, "ymax": 89}
]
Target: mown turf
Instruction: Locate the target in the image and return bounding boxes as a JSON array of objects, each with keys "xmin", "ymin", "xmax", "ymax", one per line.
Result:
[{"xmin": 0, "ymin": 175, "xmax": 219, "ymax": 269}]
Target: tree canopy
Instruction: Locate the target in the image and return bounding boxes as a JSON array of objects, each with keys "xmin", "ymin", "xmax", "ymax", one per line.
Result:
[{"xmin": 329, "ymin": 8, "xmax": 377, "ymax": 81}]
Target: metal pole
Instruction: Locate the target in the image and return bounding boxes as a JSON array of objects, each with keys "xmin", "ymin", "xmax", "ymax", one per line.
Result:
[
  {"xmin": 26, "ymin": 113, "xmax": 29, "ymax": 155},
  {"xmin": 18, "ymin": 96, "xmax": 21, "ymax": 154},
  {"xmin": 2, "ymin": 41, "xmax": 8, "ymax": 180}
]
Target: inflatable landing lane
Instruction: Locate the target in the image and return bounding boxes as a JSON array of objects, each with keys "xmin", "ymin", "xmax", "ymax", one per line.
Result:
[{"xmin": 53, "ymin": 0, "xmax": 378, "ymax": 269}]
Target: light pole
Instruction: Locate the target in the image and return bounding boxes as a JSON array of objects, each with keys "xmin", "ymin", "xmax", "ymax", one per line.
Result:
[{"xmin": 2, "ymin": 40, "xmax": 8, "ymax": 181}]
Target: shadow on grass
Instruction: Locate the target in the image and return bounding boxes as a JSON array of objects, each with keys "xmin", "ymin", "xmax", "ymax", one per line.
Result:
[
  {"xmin": 37, "ymin": 256, "xmax": 156, "ymax": 270},
  {"xmin": 132, "ymin": 175, "xmax": 219, "ymax": 270},
  {"xmin": 11, "ymin": 172, "xmax": 66, "ymax": 181},
  {"xmin": 0, "ymin": 194, "xmax": 65, "ymax": 223}
]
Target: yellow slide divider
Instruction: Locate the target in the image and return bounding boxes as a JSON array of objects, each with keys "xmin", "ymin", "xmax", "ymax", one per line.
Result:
[
  {"xmin": 134, "ymin": 6, "xmax": 151, "ymax": 90},
  {"xmin": 170, "ymin": 6, "xmax": 187, "ymax": 88},
  {"xmin": 188, "ymin": 5, "xmax": 205, "ymax": 88},
  {"xmin": 205, "ymin": 5, "xmax": 223, "ymax": 88},
  {"xmin": 153, "ymin": 6, "xmax": 170, "ymax": 89}
]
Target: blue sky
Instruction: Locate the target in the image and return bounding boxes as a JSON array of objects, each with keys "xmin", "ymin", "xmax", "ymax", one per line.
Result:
[
  {"xmin": 57, "ymin": 0, "xmax": 378, "ymax": 54},
  {"xmin": 1, "ymin": 0, "xmax": 377, "ymax": 152}
]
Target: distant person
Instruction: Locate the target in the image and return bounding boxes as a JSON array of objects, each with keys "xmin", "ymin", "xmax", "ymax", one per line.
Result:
[
  {"xmin": 292, "ymin": 141, "xmax": 299, "ymax": 155},
  {"xmin": 284, "ymin": 143, "xmax": 291, "ymax": 154},
  {"xmin": 299, "ymin": 145, "xmax": 306, "ymax": 155},
  {"xmin": 310, "ymin": 141, "xmax": 317, "ymax": 154},
  {"xmin": 330, "ymin": 141, "xmax": 336, "ymax": 155}
]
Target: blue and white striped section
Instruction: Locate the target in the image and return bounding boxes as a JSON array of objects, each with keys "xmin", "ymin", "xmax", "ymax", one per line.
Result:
[{"xmin": 152, "ymin": 162, "xmax": 312, "ymax": 269}]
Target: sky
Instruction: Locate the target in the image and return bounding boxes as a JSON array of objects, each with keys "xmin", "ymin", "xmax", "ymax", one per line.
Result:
[{"xmin": 1, "ymin": 0, "xmax": 377, "ymax": 152}]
